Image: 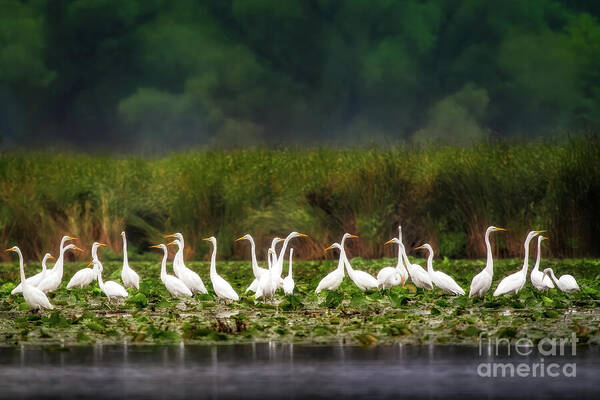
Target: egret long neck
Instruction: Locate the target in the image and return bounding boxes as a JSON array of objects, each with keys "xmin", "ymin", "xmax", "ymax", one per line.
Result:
[
  {"xmin": 287, "ymin": 250, "xmax": 293, "ymax": 277},
  {"xmin": 122, "ymin": 235, "xmax": 129, "ymax": 268},
  {"xmin": 42, "ymin": 256, "xmax": 48, "ymax": 273},
  {"xmin": 400, "ymin": 244, "xmax": 412, "ymax": 271},
  {"xmin": 97, "ymin": 267, "xmax": 105, "ymax": 291},
  {"xmin": 177, "ymin": 239, "xmax": 184, "ymax": 264},
  {"xmin": 276, "ymin": 236, "xmax": 293, "ymax": 275},
  {"xmin": 395, "ymin": 243, "xmax": 403, "ymax": 271},
  {"xmin": 484, "ymin": 230, "xmax": 493, "ymax": 274},
  {"xmin": 209, "ymin": 243, "xmax": 217, "ymax": 277},
  {"xmin": 16, "ymin": 248, "xmax": 26, "ymax": 286},
  {"xmin": 341, "ymin": 247, "xmax": 354, "ymax": 277},
  {"xmin": 522, "ymin": 236, "xmax": 534, "ymax": 273},
  {"xmin": 426, "ymin": 249, "xmax": 434, "ymax": 273},
  {"xmin": 533, "ymin": 238, "xmax": 542, "ymax": 272},
  {"xmin": 54, "ymin": 245, "xmax": 65, "ymax": 274},
  {"xmin": 160, "ymin": 249, "xmax": 168, "ymax": 281},
  {"xmin": 249, "ymin": 237, "xmax": 260, "ymax": 277}
]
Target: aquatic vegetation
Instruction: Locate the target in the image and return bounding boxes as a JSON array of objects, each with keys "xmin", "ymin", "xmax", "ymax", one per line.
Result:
[{"xmin": 0, "ymin": 257, "xmax": 598, "ymax": 347}]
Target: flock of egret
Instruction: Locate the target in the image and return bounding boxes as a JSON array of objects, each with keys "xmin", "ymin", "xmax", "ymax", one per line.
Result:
[{"xmin": 4, "ymin": 226, "xmax": 580, "ymax": 312}]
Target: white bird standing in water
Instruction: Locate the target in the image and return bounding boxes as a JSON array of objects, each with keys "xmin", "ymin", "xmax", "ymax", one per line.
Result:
[
  {"xmin": 150, "ymin": 244, "xmax": 192, "ymax": 297},
  {"xmin": 255, "ymin": 248, "xmax": 278, "ymax": 300},
  {"xmin": 494, "ymin": 230, "xmax": 544, "ymax": 296},
  {"xmin": 469, "ymin": 226, "xmax": 506, "ymax": 298},
  {"xmin": 94, "ymin": 257, "xmax": 128, "ymax": 303},
  {"xmin": 339, "ymin": 235, "xmax": 378, "ymax": 291},
  {"xmin": 530, "ymin": 235, "xmax": 555, "ymax": 290},
  {"xmin": 204, "ymin": 236, "xmax": 239, "ymax": 301},
  {"xmin": 385, "ymin": 238, "xmax": 433, "ymax": 290},
  {"xmin": 543, "ymin": 268, "xmax": 580, "ymax": 293},
  {"xmin": 66, "ymin": 242, "xmax": 105, "ymax": 290},
  {"xmin": 282, "ymin": 248, "xmax": 295, "ymax": 296},
  {"xmin": 120, "ymin": 231, "xmax": 140, "ymax": 289},
  {"xmin": 378, "ymin": 226, "xmax": 408, "ymax": 289},
  {"xmin": 167, "ymin": 237, "xmax": 208, "ymax": 294},
  {"xmin": 37, "ymin": 239, "xmax": 83, "ymax": 293},
  {"xmin": 11, "ymin": 253, "xmax": 54, "ymax": 295},
  {"xmin": 5, "ymin": 246, "xmax": 54, "ymax": 310},
  {"xmin": 415, "ymin": 244, "xmax": 465, "ymax": 295}
]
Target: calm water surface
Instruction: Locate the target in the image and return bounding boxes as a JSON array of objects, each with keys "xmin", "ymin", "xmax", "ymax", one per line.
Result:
[{"xmin": 0, "ymin": 343, "xmax": 598, "ymax": 399}]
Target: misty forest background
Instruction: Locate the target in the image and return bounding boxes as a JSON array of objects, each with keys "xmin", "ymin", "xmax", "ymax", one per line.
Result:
[{"xmin": 1, "ymin": 0, "xmax": 600, "ymax": 261}]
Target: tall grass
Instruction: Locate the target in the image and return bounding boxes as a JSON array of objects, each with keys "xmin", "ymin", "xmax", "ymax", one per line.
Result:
[{"xmin": 1, "ymin": 138, "xmax": 598, "ymax": 261}]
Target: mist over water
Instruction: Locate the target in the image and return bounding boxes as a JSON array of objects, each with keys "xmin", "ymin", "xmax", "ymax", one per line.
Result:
[{"xmin": 1, "ymin": 1, "xmax": 600, "ymax": 152}]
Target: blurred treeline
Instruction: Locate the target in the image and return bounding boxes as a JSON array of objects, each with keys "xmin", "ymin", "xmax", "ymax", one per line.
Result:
[
  {"xmin": 0, "ymin": 139, "xmax": 598, "ymax": 261},
  {"xmin": 1, "ymin": 0, "xmax": 600, "ymax": 150}
]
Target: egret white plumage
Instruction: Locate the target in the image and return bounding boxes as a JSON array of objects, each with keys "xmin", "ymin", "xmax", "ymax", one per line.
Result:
[
  {"xmin": 415, "ymin": 244, "xmax": 465, "ymax": 295},
  {"xmin": 316, "ymin": 242, "xmax": 347, "ymax": 294},
  {"xmin": 469, "ymin": 226, "xmax": 506, "ymax": 298},
  {"xmin": 5, "ymin": 246, "xmax": 54, "ymax": 310},
  {"xmin": 272, "ymin": 232, "xmax": 308, "ymax": 289},
  {"xmin": 282, "ymin": 248, "xmax": 295, "ymax": 296},
  {"xmin": 151, "ymin": 244, "xmax": 192, "ymax": 297},
  {"xmin": 66, "ymin": 241, "xmax": 105, "ymax": 289},
  {"xmin": 120, "ymin": 231, "xmax": 140, "ymax": 289},
  {"xmin": 255, "ymin": 248, "xmax": 278, "ymax": 300},
  {"xmin": 385, "ymin": 238, "xmax": 433, "ymax": 290},
  {"xmin": 378, "ymin": 226, "xmax": 408, "ymax": 289},
  {"xmin": 11, "ymin": 253, "xmax": 54, "ymax": 295},
  {"xmin": 494, "ymin": 230, "xmax": 544, "ymax": 296},
  {"xmin": 544, "ymin": 268, "xmax": 579, "ymax": 293},
  {"xmin": 167, "ymin": 238, "xmax": 208, "ymax": 294},
  {"xmin": 339, "ymin": 235, "xmax": 378, "ymax": 291},
  {"xmin": 204, "ymin": 236, "xmax": 239, "ymax": 301},
  {"xmin": 530, "ymin": 235, "xmax": 555, "ymax": 290},
  {"xmin": 94, "ymin": 257, "xmax": 129, "ymax": 303},
  {"xmin": 37, "ymin": 240, "xmax": 83, "ymax": 293}
]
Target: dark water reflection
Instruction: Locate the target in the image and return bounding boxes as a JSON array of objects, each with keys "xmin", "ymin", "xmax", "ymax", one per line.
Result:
[{"xmin": 0, "ymin": 343, "xmax": 598, "ymax": 399}]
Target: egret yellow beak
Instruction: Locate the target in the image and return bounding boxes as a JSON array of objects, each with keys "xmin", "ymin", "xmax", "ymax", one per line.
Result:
[
  {"xmin": 235, "ymin": 236, "xmax": 246, "ymax": 242},
  {"xmin": 414, "ymin": 245, "xmax": 425, "ymax": 250},
  {"xmin": 149, "ymin": 245, "xmax": 161, "ymax": 248},
  {"xmin": 297, "ymin": 233, "xmax": 308, "ymax": 238},
  {"xmin": 495, "ymin": 227, "xmax": 507, "ymax": 231},
  {"xmin": 348, "ymin": 234, "xmax": 359, "ymax": 239},
  {"xmin": 324, "ymin": 245, "xmax": 334, "ymax": 252},
  {"xmin": 535, "ymin": 230, "xmax": 546, "ymax": 234},
  {"xmin": 4, "ymin": 247, "xmax": 14, "ymax": 252},
  {"xmin": 541, "ymin": 236, "xmax": 548, "ymax": 241},
  {"xmin": 202, "ymin": 238, "xmax": 211, "ymax": 241},
  {"xmin": 384, "ymin": 239, "xmax": 394, "ymax": 245},
  {"xmin": 73, "ymin": 246, "xmax": 85, "ymax": 252},
  {"xmin": 48, "ymin": 255, "xmax": 55, "ymax": 260},
  {"xmin": 97, "ymin": 243, "xmax": 107, "ymax": 247},
  {"xmin": 67, "ymin": 236, "xmax": 78, "ymax": 240},
  {"xmin": 164, "ymin": 234, "xmax": 176, "ymax": 238},
  {"xmin": 166, "ymin": 241, "xmax": 176, "ymax": 246},
  {"xmin": 278, "ymin": 238, "xmax": 285, "ymax": 242}
]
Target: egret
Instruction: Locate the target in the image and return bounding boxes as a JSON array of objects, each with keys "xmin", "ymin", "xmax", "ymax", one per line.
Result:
[
  {"xmin": 94, "ymin": 257, "xmax": 128, "ymax": 303},
  {"xmin": 150, "ymin": 244, "xmax": 192, "ymax": 297},
  {"xmin": 37, "ymin": 242, "xmax": 84, "ymax": 293},
  {"xmin": 282, "ymin": 248, "xmax": 295, "ymax": 296},
  {"xmin": 120, "ymin": 231, "xmax": 140, "ymax": 289},
  {"xmin": 255, "ymin": 248, "xmax": 278, "ymax": 300},
  {"xmin": 203, "ymin": 236, "xmax": 239, "ymax": 301},
  {"xmin": 543, "ymin": 268, "xmax": 579, "ymax": 293},
  {"xmin": 530, "ymin": 235, "xmax": 555, "ymax": 290},
  {"xmin": 469, "ymin": 226, "xmax": 506, "ymax": 298},
  {"xmin": 316, "ymin": 243, "xmax": 346, "ymax": 294},
  {"xmin": 340, "ymin": 236, "xmax": 378, "ymax": 291},
  {"xmin": 167, "ymin": 238, "xmax": 208, "ymax": 294},
  {"xmin": 236, "ymin": 234, "xmax": 282, "ymax": 293},
  {"xmin": 493, "ymin": 230, "xmax": 544, "ymax": 296},
  {"xmin": 385, "ymin": 238, "xmax": 433, "ymax": 290},
  {"xmin": 11, "ymin": 253, "xmax": 54, "ymax": 295},
  {"xmin": 272, "ymin": 232, "xmax": 308, "ymax": 289},
  {"xmin": 66, "ymin": 261, "xmax": 97, "ymax": 289},
  {"xmin": 5, "ymin": 246, "xmax": 53, "ymax": 310},
  {"xmin": 415, "ymin": 244, "xmax": 465, "ymax": 295},
  {"xmin": 378, "ymin": 226, "xmax": 408, "ymax": 289}
]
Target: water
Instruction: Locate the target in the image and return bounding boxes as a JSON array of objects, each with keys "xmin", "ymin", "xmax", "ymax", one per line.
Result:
[{"xmin": 0, "ymin": 343, "xmax": 598, "ymax": 399}]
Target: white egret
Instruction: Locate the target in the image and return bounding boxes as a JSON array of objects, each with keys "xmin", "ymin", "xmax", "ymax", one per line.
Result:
[
  {"xmin": 530, "ymin": 235, "xmax": 555, "ymax": 290},
  {"xmin": 255, "ymin": 248, "xmax": 278, "ymax": 300},
  {"xmin": 94, "ymin": 258, "xmax": 128, "ymax": 303},
  {"xmin": 282, "ymin": 248, "xmax": 295, "ymax": 296},
  {"xmin": 5, "ymin": 246, "xmax": 53, "ymax": 310},
  {"xmin": 273, "ymin": 232, "xmax": 308, "ymax": 289},
  {"xmin": 37, "ymin": 242, "xmax": 84, "ymax": 293},
  {"xmin": 316, "ymin": 243, "xmax": 346, "ymax": 294},
  {"xmin": 203, "ymin": 237, "xmax": 239, "ymax": 301},
  {"xmin": 386, "ymin": 238, "xmax": 433, "ymax": 290},
  {"xmin": 11, "ymin": 253, "xmax": 54, "ymax": 295},
  {"xmin": 415, "ymin": 244, "xmax": 465, "ymax": 295},
  {"xmin": 150, "ymin": 244, "xmax": 192, "ymax": 297},
  {"xmin": 469, "ymin": 226, "xmax": 506, "ymax": 298},
  {"xmin": 120, "ymin": 231, "xmax": 140, "ymax": 290},
  {"xmin": 378, "ymin": 226, "xmax": 408, "ymax": 289},
  {"xmin": 66, "ymin": 261, "xmax": 97, "ymax": 289},
  {"xmin": 493, "ymin": 230, "xmax": 544, "ymax": 296},
  {"xmin": 543, "ymin": 268, "xmax": 579, "ymax": 293},
  {"xmin": 167, "ymin": 238, "xmax": 208, "ymax": 294},
  {"xmin": 340, "ymin": 236, "xmax": 378, "ymax": 291}
]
